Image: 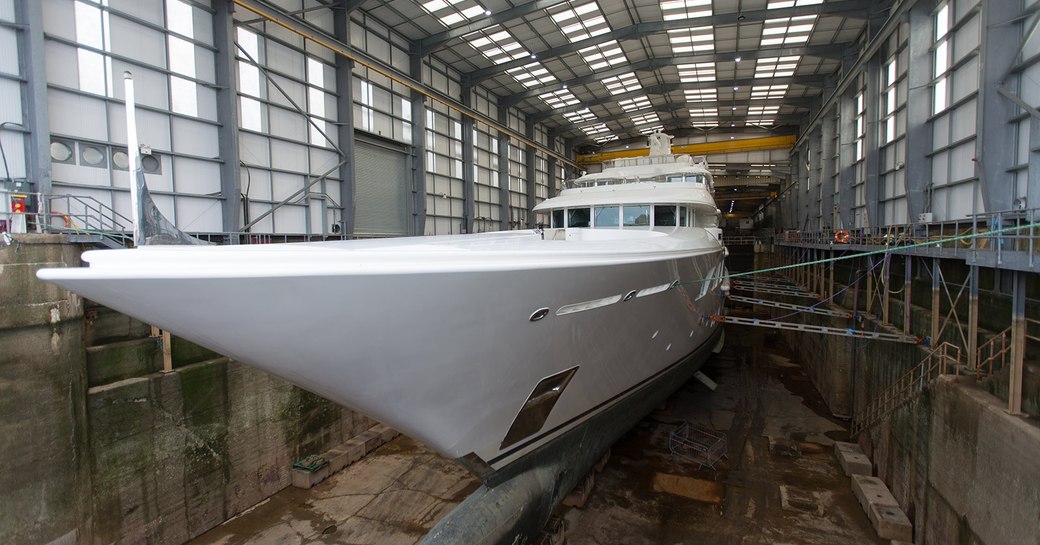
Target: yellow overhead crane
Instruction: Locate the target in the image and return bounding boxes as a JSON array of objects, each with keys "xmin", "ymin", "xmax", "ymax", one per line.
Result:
[{"xmin": 577, "ymin": 134, "xmax": 796, "ymax": 165}]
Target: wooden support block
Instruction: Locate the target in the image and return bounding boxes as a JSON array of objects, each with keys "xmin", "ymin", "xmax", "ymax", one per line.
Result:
[
  {"xmin": 372, "ymin": 423, "xmax": 399, "ymax": 443},
  {"xmin": 562, "ymin": 473, "xmax": 595, "ymax": 508}
]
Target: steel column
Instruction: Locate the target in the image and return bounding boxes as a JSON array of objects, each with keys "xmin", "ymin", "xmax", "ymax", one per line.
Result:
[
  {"xmin": 882, "ymin": 253, "xmax": 891, "ymax": 324},
  {"xmin": 461, "ymin": 79, "xmax": 475, "ymax": 233},
  {"xmin": 976, "ymin": 0, "xmax": 1022, "ymax": 213},
  {"xmin": 863, "ymin": 56, "xmax": 881, "ymax": 226},
  {"xmin": 497, "ymin": 105, "xmax": 510, "ymax": 230},
  {"xmin": 904, "ymin": 1, "xmax": 934, "ymax": 222},
  {"xmin": 524, "ymin": 122, "xmax": 537, "ymax": 227},
  {"xmin": 1009, "ymin": 271, "xmax": 1026, "ymax": 414},
  {"xmin": 16, "ymin": 0, "xmax": 51, "ymax": 215},
  {"xmin": 409, "ymin": 51, "xmax": 427, "ymax": 235},
  {"xmin": 820, "ymin": 105, "xmax": 837, "ymax": 230},
  {"xmin": 903, "ymin": 255, "xmax": 912, "ymax": 335},
  {"xmin": 967, "ymin": 265, "xmax": 979, "ymax": 370},
  {"xmin": 838, "ymin": 85, "xmax": 856, "ymax": 228},
  {"xmin": 866, "ymin": 255, "xmax": 875, "ymax": 316},
  {"xmin": 333, "ymin": 6, "xmax": 357, "ymax": 237},
  {"xmin": 214, "ymin": 1, "xmax": 242, "ymax": 239},
  {"xmin": 931, "ymin": 258, "xmax": 941, "ymax": 344}
]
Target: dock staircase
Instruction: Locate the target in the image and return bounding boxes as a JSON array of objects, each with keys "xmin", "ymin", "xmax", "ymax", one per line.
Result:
[
  {"xmin": 851, "ymin": 328, "xmax": 1013, "ymax": 435},
  {"xmin": 47, "ymin": 194, "xmax": 133, "ymax": 249}
]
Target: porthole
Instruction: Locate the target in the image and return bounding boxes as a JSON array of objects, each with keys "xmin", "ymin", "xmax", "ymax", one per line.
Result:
[
  {"xmin": 80, "ymin": 145, "xmax": 106, "ymax": 167},
  {"xmin": 529, "ymin": 308, "xmax": 550, "ymax": 322},
  {"xmin": 111, "ymin": 149, "xmax": 130, "ymax": 170},
  {"xmin": 49, "ymin": 141, "xmax": 74, "ymax": 163},
  {"xmin": 141, "ymin": 154, "xmax": 162, "ymax": 174}
]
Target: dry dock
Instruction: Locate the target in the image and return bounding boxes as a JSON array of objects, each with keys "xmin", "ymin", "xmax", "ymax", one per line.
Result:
[{"xmin": 187, "ymin": 320, "xmax": 884, "ymax": 545}]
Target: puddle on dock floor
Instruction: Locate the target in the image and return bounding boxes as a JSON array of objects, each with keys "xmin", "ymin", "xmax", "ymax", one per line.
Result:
[{"xmin": 189, "ymin": 319, "xmax": 882, "ymax": 545}]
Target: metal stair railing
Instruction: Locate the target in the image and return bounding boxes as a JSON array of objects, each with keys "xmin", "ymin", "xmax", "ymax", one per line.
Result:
[
  {"xmin": 852, "ymin": 342, "xmax": 962, "ymax": 435},
  {"xmin": 976, "ymin": 327, "xmax": 1012, "ymax": 377},
  {"xmin": 47, "ymin": 194, "xmax": 133, "ymax": 247}
]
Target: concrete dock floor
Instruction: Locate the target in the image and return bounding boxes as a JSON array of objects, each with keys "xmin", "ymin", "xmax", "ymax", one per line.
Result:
[{"xmin": 188, "ymin": 323, "xmax": 884, "ymax": 545}]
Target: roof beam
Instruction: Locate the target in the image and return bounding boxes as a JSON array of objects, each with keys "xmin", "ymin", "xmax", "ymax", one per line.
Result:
[
  {"xmin": 554, "ymin": 97, "xmax": 812, "ymax": 132},
  {"xmin": 529, "ymin": 80, "xmax": 820, "ymax": 123},
  {"xmin": 577, "ymin": 125, "xmax": 799, "ymax": 149},
  {"xmin": 503, "ymin": 44, "xmax": 846, "ymax": 106},
  {"xmin": 467, "ymin": 0, "xmax": 867, "ymax": 80},
  {"xmin": 569, "ymin": 115, "xmax": 806, "ymax": 145}
]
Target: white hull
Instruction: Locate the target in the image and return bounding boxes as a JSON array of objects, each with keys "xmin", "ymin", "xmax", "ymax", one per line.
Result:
[{"xmin": 40, "ymin": 227, "xmax": 725, "ymax": 471}]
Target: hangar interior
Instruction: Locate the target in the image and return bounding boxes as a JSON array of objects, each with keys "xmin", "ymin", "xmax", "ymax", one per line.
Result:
[{"xmin": 1, "ymin": 0, "xmax": 1040, "ymax": 544}]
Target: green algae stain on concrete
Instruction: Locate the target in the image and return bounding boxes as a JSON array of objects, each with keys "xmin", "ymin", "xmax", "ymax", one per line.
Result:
[
  {"xmin": 280, "ymin": 386, "xmax": 341, "ymax": 459},
  {"xmin": 178, "ymin": 360, "xmax": 232, "ymax": 534}
]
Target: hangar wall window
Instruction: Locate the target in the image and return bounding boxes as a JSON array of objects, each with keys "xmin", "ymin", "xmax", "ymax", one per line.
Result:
[{"xmin": 932, "ymin": 2, "xmax": 950, "ymax": 114}]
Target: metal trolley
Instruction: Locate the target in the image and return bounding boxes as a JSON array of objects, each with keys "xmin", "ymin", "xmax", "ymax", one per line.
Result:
[{"xmin": 668, "ymin": 422, "xmax": 728, "ymax": 469}]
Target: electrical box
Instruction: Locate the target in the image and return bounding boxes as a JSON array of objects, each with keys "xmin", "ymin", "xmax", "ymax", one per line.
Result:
[{"xmin": 917, "ymin": 212, "xmax": 933, "ymax": 223}]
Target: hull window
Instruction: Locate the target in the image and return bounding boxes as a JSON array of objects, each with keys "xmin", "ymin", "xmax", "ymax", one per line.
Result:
[
  {"xmin": 636, "ymin": 282, "xmax": 672, "ymax": 298},
  {"xmin": 501, "ymin": 366, "xmax": 580, "ymax": 449},
  {"xmin": 556, "ymin": 294, "xmax": 623, "ymax": 315}
]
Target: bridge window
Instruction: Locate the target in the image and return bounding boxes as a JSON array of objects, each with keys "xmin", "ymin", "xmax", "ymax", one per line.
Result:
[
  {"xmin": 551, "ymin": 209, "xmax": 564, "ymax": 228},
  {"xmin": 568, "ymin": 207, "xmax": 590, "ymax": 227},
  {"xmin": 679, "ymin": 206, "xmax": 689, "ymax": 226},
  {"xmin": 654, "ymin": 205, "xmax": 676, "ymax": 226},
  {"xmin": 593, "ymin": 205, "xmax": 619, "ymax": 228},
  {"xmin": 623, "ymin": 205, "xmax": 651, "ymax": 227}
]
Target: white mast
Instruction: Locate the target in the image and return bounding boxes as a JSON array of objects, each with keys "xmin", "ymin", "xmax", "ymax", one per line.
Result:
[{"xmin": 123, "ymin": 71, "xmax": 143, "ymax": 245}]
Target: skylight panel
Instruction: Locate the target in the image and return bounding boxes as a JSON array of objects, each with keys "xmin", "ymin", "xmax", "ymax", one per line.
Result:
[
  {"xmin": 750, "ymin": 83, "xmax": 789, "ymax": 99},
  {"xmin": 755, "ymin": 56, "xmax": 800, "ymax": 78},
  {"xmin": 579, "ymin": 41, "xmax": 627, "ymax": 70},
  {"xmin": 617, "ymin": 95, "xmax": 652, "ymax": 111},
  {"xmin": 660, "ymin": 0, "xmax": 712, "ymax": 20},
  {"xmin": 767, "ymin": 0, "xmax": 823, "ymax": 8},
  {"xmin": 690, "ymin": 120, "xmax": 718, "ymax": 127},
  {"xmin": 684, "ymin": 88, "xmax": 717, "ymax": 102},
  {"xmin": 421, "ymin": 0, "xmax": 489, "ymax": 27},
  {"xmin": 564, "ymin": 108, "xmax": 598, "ymax": 123},
  {"xmin": 639, "ymin": 125, "xmax": 664, "ymax": 134},
  {"xmin": 595, "ymin": 134, "xmax": 619, "ymax": 143},
  {"xmin": 464, "ymin": 25, "xmax": 530, "ymax": 65},
  {"xmin": 549, "ymin": 1, "xmax": 611, "ymax": 43},
  {"xmin": 506, "ymin": 62, "xmax": 557, "ymax": 88},
  {"xmin": 688, "ymin": 107, "xmax": 716, "ymax": 117},
  {"xmin": 746, "ymin": 118, "xmax": 775, "ymax": 126},
  {"xmin": 677, "ymin": 62, "xmax": 715, "ymax": 83},
  {"xmin": 667, "ymin": 26, "xmax": 714, "ymax": 54},
  {"xmin": 629, "ymin": 111, "xmax": 660, "ymax": 126},
  {"xmin": 760, "ymin": 15, "xmax": 816, "ymax": 47},
  {"xmin": 601, "ymin": 72, "xmax": 642, "ymax": 95},
  {"xmin": 581, "ymin": 122, "xmax": 611, "ymax": 136},
  {"xmin": 540, "ymin": 89, "xmax": 580, "ymax": 109},
  {"xmin": 748, "ymin": 105, "xmax": 780, "ymax": 116}
]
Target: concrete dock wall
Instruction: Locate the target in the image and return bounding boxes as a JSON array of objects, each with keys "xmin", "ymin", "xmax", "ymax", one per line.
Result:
[
  {"xmin": 763, "ymin": 255, "xmax": 1040, "ymax": 545},
  {"xmin": 0, "ymin": 235, "xmax": 375, "ymax": 545}
]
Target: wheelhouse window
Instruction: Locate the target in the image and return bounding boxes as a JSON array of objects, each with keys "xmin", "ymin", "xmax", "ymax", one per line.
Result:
[
  {"xmin": 654, "ymin": 205, "xmax": 676, "ymax": 226},
  {"xmin": 568, "ymin": 208, "xmax": 590, "ymax": 227},
  {"xmin": 679, "ymin": 206, "xmax": 689, "ymax": 227},
  {"xmin": 623, "ymin": 205, "xmax": 651, "ymax": 227},
  {"xmin": 593, "ymin": 205, "xmax": 619, "ymax": 228},
  {"xmin": 551, "ymin": 209, "xmax": 564, "ymax": 228}
]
